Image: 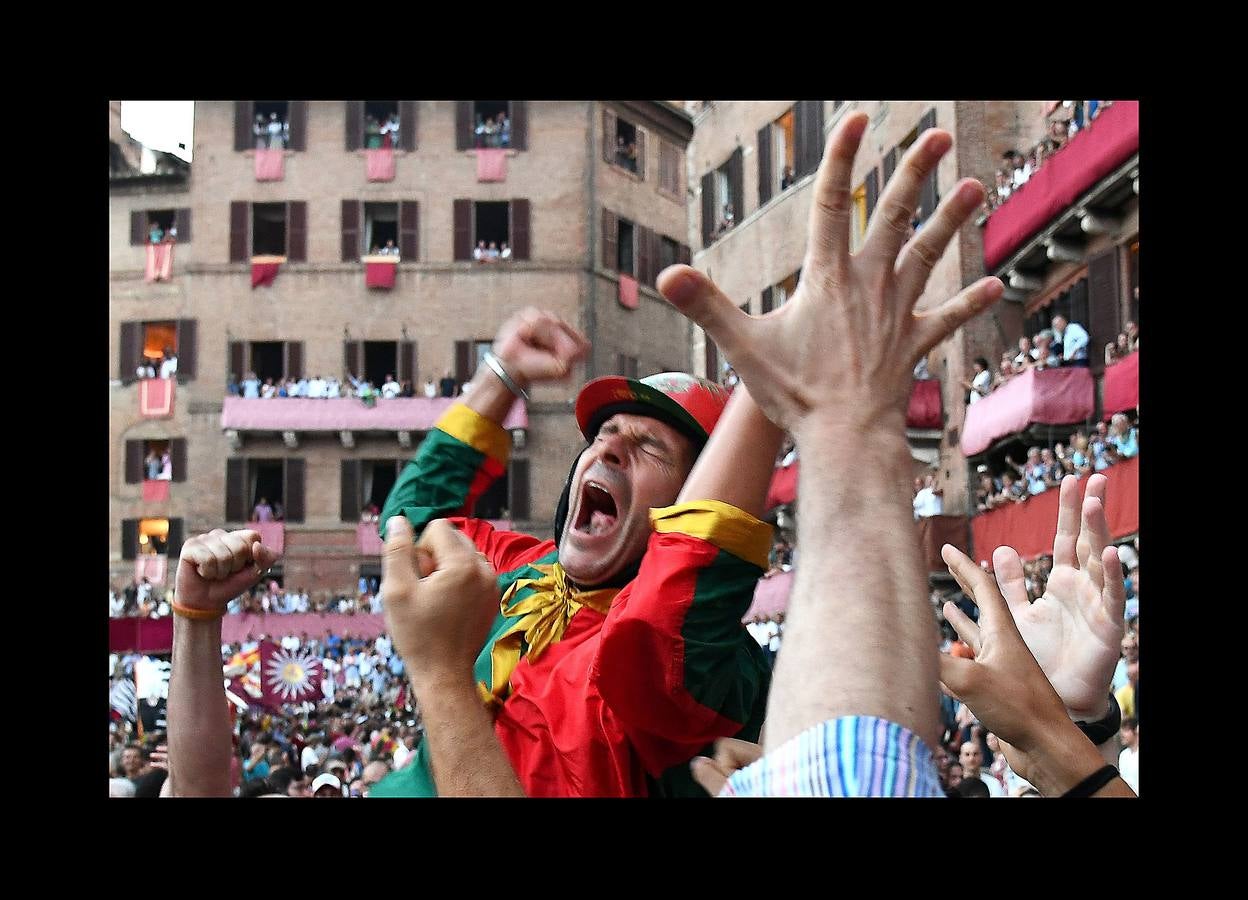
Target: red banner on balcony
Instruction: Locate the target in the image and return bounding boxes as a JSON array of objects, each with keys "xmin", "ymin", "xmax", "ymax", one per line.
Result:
[
  {"xmin": 221, "ymin": 613, "xmax": 387, "ymax": 644},
  {"xmin": 134, "ymin": 554, "xmax": 168, "ymax": 585},
  {"xmin": 366, "ymin": 148, "xmax": 396, "ymax": 181},
  {"xmin": 109, "ymin": 616, "xmax": 174, "ymax": 654},
  {"xmin": 247, "ymin": 521, "xmax": 285, "ymax": 554},
  {"xmin": 742, "ymin": 569, "xmax": 793, "ymax": 623},
  {"xmin": 142, "ymin": 479, "xmax": 170, "ymax": 502},
  {"xmin": 357, "ymin": 522, "xmax": 385, "ymax": 556},
  {"xmin": 254, "ymin": 148, "xmax": 284, "ymax": 181},
  {"xmin": 907, "ymin": 379, "xmax": 942, "ymax": 429},
  {"xmin": 618, "ymin": 274, "xmax": 639, "ymax": 309},
  {"xmin": 984, "ymin": 100, "xmax": 1138, "ymax": 271},
  {"xmin": 1102, "ymin": 351, "xmax": 1139, "ymax": 419},
  {"xmin": 971, "ymin": 456, "xmax": 1138, "ymax": 563},
  {"xmin": 251, "ymin": 257, "xmax": 283, "ymax": 288},
  {"xmin": 961, "ymin": 366, "xmax": 1093, "ymax": 457},
  {"xmin": 766, "ymin": 463, "xmax": 799, "ymax": 510},
  {"xmin": 364, "ymin": 257, "xmax": 398, "ymax": 289},
  {"xmin": 139, "ymin": 377, "xmax": 174, "ymax": 418},
  {"xmin": 144, "ymin": 243, "xmax": 173, "ymax": 282},
  {"xmin": 476, "ymin": 148, "xmax": 507, "ymax": 182}
]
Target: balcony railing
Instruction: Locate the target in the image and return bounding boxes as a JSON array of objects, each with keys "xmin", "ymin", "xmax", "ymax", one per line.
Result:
[
  {"xmin": 221, "ymin": 396, "xmax": 528, "ymax": 434},
  {"xmin": 1102, "ymin": 351, "xmax": 1139, "ymax": 420},
  {"xmin": 960, "ymin": 367, "xmax": 1093, "ymax": 458},
  {"xmin": 983, "ymin": 100, "xmax": 1138, "ymax": 271}
]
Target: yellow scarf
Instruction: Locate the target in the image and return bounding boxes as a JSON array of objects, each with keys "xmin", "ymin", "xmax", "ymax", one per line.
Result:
[{"xmin": 476, "ymin": 562, "xmax": 619, "ymax": 709}]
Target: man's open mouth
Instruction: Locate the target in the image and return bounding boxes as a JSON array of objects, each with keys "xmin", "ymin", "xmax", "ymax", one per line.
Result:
[{"xmin": 574, "ymin": 480, "xmax": 620, "ymax": 536}]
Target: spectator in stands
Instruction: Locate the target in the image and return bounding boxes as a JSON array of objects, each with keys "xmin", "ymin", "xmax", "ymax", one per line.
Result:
[
  {"xmin": 261, "ymin": 378, "xmax": 276, "ymax": 399},
  {"xmin": 251, "ymin": 497, "xmax": 274, "ymax": 523},
  {"xmin": 149, "ymin": 220, "xmax": 164, "ymax": 244},
  {"xmin": 912, "ymin": 472, "xmax": 944, "ymax": 519},
  {"xmin": 267, "ymin": 113, "xmax": 285, "ymax": 150},
  {"xmin": 254, "ymin": 113, "xmax": 267, "ymax": 150},
  {"xmin": 781, "ymin": 166, "xmax": 795, "ymax": 191},
  {"xmin": 993, "ymin": 170, "xmax": 1012, "ymax": 205},
  {"xmin": 385, "ymin": 111, "xmax": 401, "ymax": 148},
  {"xmin": 1109, "ymin": 412, "xmax": 1139, "ymax": 458},
  {"xmin": 1125, "ymin": 320, "xmax": 1139, "ymax": 352},
  {"xmin": 475, "ymin": 115, "xmax": 487, "ymax": 148},
  {"xmin": 996, "ymin": 471, "xmax": 1026, "ymax": 505},
  {"xmin": 145, "ymin": 448, "xmax": 162, "ymax": 480},
  {"xmin": 1039, "ymin": 448, "xmax": 1063, "ymax": 488},
  {"xmin": 1117, "ymin": 717, "xmax": 1139, "ymax": 794},
  {"xmin": 136, "ymin": 358, "xmax": 157, "ymax": 380},
  {"xmin": 399, "ymin": 379, "xmax": 415, "ymax": 398},
  {"xmin": 486, "ymin": 242, "xmax": 501, "ymax": 261},
  {"xmin": 242, "ymin": 372, "xmax": 261, "ymax": 399},
  {"xmin": 159, "ymin": 447, "xmax": 173, "ymax": 481},
  {"xmin": 962, "ymin": 356, "xmax": 993, "ymax": 404},
  {"xmin": 227, "ymin": 373, "xmax": 240, "ymax": 396},
  {"xmin": 1090, "ymin": 422, "xmax": 1114, "ymax": 471},
  {"xmin": 974, "ymin": 472, "xmax": 998, "ymax": 512},
  {"xmin": 1049, "ymin": 118, "xmax": 1069, "ymax": 149},
  {"xmin": 473, "ymin": 240, "xmax": 488, "ymax": 262},
  {"xmin": 1051, "ymin": 314, "xmax": 1089, "ymax": 367},
  {"xmin": 1008, "ymin": 447, "xmax": 1050, "ymax": 495},
  {"xmin": 498, "ymin": 111, "xmax": 511, "ymax": 148},
  {"xmin": 439, "ymin": 370, "xmax": 457, "ymax": 398},
  {"xmin": 483, "ymin": 116, "xmax": 499, "ymax": 148},
  {"xmin": 1012, "ymin": 336, "xmax": 1033, "ymax": 373},
  {"xmin": 993, "ymin": 352, "xmax": 1014, "ymax": 388},
  {"xmin": 1032, "ymin": 330, "xmax": 1060, "ymax": 369},
  {"xmin": 382, "ymin": 239, "xmax": 399, "ymax": 257},
  {"xmin": 423, "ymin": 377, "xmax": 438, "ymax": 399},
  {"xmin": 959, "ymin": 739, "xmax": 1005, "ymax": 797},
  {"xmin": 380, "ymin": 374, "xmax": 401, "ymax": 400},
  {"xmin": 500, "ymin": 242, "xmax": 512, "ymax": 261}
]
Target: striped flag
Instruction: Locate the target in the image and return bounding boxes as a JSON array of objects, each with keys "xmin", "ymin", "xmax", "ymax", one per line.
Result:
[{"xmin": 110, "ymin": 676, "xmax": 137, "ymax": 722}]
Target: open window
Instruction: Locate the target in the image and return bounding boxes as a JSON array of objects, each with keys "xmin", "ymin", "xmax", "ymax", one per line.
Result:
[
  {"xmin": 143, "ymin": 321, "xmax": 178, "ymax": 366},
  {"xmin": 474, "ymin": 100, "xmax": 512, "ymax": 148},
  {"xmin": 252, "ymin": 203, "xmax": 287, "ymax": 256},
  {"xmin": 475, "ymin": 201, "xmax": 510, "ymax": 253},
  {"xmin": 253, "ymin": 100, "xmax": 290, "ymax": 149},
  {"xmin": 143, "ymin": 440, "xmax": 170, "ymax": 480},
  {"xmin": 364, "ymin": 202, "xmax": 399, "ymax": 255},
  {"xmin": 138, "ymin": 517, "xmax": 170, "ymax": 556},
  {"xmin": 251, "ymin": 460, "xmax": 286, "ymax": 519},
  {"xmin": 773, "ymin": 108, "xmax": 796, "ymax": 192},
  {"xmin": 659, "ymin": 236, "xmax": 679, "ymax": 273},
  {"xmin": 617, "ymin": 218, "xmax": 636, "ymax": 276},
  {"xmin": 249, "ymin": 341, "xmax": 285, "ymax": 383},
  {"xmin": 615, "ymin": 118, "xmax": 639, "ymax": 173},
  {"xmin": 125, "ymin": 438, "xmax": 186, "ymax": 483},
  {"xmin": 363, "ymin": 341, "xmax": 399, "ymax": 386},
  {"xmin": 119, "ymin": 319, "xmax": 197, "ymax": 383},
  {"xmin": 363, "ymin": 459, "xmax": 400, "ymax": 512},
  {"xmin": 226, "ymin": 458, "xmax": 304, "ymax": 523},
  {"xmin": 364, "ymin": 100, "xmax": 400, "ymax": 149}
]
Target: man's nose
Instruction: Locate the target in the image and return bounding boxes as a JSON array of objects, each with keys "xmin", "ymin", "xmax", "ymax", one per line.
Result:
[{"xmin": 595, "ymin": 431, "xmax": 629, "ymax": 468}]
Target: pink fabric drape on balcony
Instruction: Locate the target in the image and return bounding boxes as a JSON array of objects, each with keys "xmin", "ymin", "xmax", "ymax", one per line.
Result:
[
  {"xmin": 1102, "ymin": 351, "xmax": 1139, "ymax": 419},
  {"xmin": 618, "ymin": 274, "xmax": 639, "ymax": 309},
  {"xmin": 142, "ymin": 480, "xmax": 170, "ymax": 502},
  {"xmin": 251, "ymin": 261, "xmax": 281, "ymax": 288},
  {"xmin": 476, "ymin": 148, "xmax": 507, "ymax": 182},
  {"xmin": 221, "ymin": 613, "xmax": 387, "ymax": 643},
  {"xmin": 144, "ymin": 243, "xmax": 173, "ymax": 282},
  {"xmin": 134, "ymin": 554, "xmax": 168, "ymax": 585},
  {"xmin": 365, "ymin": 260, "xmax": 397, "ymax": 289},
  {"xmin": 254, "ymin": 149, "xmax": 284, "ymax": 181},
  {"xmin": 365, "ymin": 148, "xmax": 395, "ymax": 181},
  {"xmin": 139, "ymin": 378, "xmax": 174, "ymax": 418},
  {"xmin": 221, "ymin": 397, "xmax": 528, "ymax": 432},
  {"xmin": 960, "ymin": 366, "xmax": 1093, "ymax": 457}
]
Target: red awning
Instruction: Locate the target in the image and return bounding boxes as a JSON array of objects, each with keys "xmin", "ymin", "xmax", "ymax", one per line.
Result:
[
  {"xmin": 971, "ymin": 456, "xmax": 1138, "ymax": 563},
  {"xmin": 960, "ymin": 366, "xmax": 1093, "ymax": 457},
  {"xmin": 250, "ymin": 521, "xmax": 285, "ymax": 554},
  {"xmin": 221, "ymin": 397, "xmax": 528, "ymax": 433},
  {"xmin": 984, "ymin": 100, "xmax": 1138, "ymax": 271},
  {"xmin": 357, "ymin": 523, "xmax": 385, "ymax": 556},
  {"xmin": 1102, "ymin": 351, "xmax": 1139, "ymax": 419}
]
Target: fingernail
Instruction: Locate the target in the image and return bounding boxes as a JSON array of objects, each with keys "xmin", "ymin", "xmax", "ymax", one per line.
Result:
[
  {"xmin": 386, "ymin": 517, "xmax": 403, "ymax": 537},
  {"xmin": 663, "ymin": 268, "xmax": 702, "ymax": 305}
]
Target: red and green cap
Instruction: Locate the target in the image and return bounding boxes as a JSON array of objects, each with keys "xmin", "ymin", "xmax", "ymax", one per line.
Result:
[{"xmin": 575, "ymin": 372, "xmax": 730, "ymax": 450}]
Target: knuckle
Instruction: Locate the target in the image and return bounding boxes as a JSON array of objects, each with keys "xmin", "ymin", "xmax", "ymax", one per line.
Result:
[
  {"xmin": 881, "ymin": 200, "xmax": 912, "ymax": 235},
  {"xmin": 908, "ymin": 239, "xmax": 940, "ymax": 273}
]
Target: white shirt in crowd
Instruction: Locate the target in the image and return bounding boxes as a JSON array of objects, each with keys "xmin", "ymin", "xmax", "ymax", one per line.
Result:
[
  {"xmin": 423, "ymin": 380, "xmax": 438, "ymax": 398},
  {"xmin": 308, "ymin": 377, "xmax": 326, "ymax": 398},
  {"xmin": 382, "ymin": 380, "xmax": 402, "ymax": 399},
  {"xmin": 976, "ymin": 772, "xmax": 1006, "ymax": 797},
  {"xmin": 159, "ymin": 356, "xmax": 178, "ymax": 379},
  {"xmin": 326, "ymin": 378, "xmax": 341, "ymax": 398},
  {"xmin": 968, "ymin": 368, "xmax": 993, "ymax": 404},
  {"xmin": 374, "ymin": 634, "xmax": 392, "ymax": 659},
  {"xmin": 392, "ymin": 742, "xmax": 412, "ymax": 770},
  {"xmin": 1118, "ymin": 746, "xmax": 1139, "ymax": 794},
  {"xmin": 110, "ymin": 592, "xmax": 124, "ymax": 617},
  {"xmin": 281, "ymin": 634, "xmax": 299, "ymax": 651},
  {"xmin": 913, "ymin": 487, "xmax": 943, "ymax": 519},
  {"xmin": 300, "ymin": 744, "xmax": 321, "ymax": 771},
  {"xmin": 1058, "ymin": 321, "xmax": 1090, "ymax": 362}
]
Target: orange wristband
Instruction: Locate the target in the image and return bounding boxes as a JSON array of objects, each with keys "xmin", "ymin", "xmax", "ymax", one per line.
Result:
[{"xmin": 172, "ymin": 601, "xmax": 225, "ymax": 621}]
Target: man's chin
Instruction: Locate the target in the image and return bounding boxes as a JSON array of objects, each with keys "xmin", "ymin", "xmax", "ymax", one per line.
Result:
[{"xmin": 559, "ymin": 533, "xmax": 635, "ymax": 587}]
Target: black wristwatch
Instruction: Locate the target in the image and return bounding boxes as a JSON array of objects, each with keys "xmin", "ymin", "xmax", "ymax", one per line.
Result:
[{"xmin": 1074, "ymin": 693, "xmax": 1121, "ymax": 746}]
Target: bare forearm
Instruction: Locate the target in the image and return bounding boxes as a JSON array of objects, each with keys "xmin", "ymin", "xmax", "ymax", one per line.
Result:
[
  {"xmin": 415, "ymin": 675, "xmax": 524, "ymax": 797},
  {"xmin": 765, "ymin": 422, "xmax": 940, "ymax": 751},
  {"xmin": 462, "ymin": 365, "xmax": 520, "ymax": 426},
  {"xmin": 167, "ymin": 618, "xmax": 232, "ymax": 797},
  {"xmin": 677, "ymin": 384, "xmax": 785, "ymax": 517},
  {"xmin": 1014, "ymin": 720, "xmax": 1136, "ymax": 797}
]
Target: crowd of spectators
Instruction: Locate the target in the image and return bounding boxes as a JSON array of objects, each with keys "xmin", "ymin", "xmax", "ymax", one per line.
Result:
[
  {"xmin": 974, "ymin": 413, "xmax": 1139, "ymax": 514},
  {"xmin": 984, "ymin": 100, "xmax": 1112, "ymax": 212},
  {"xmin": 368, "ymin": 240, "xmax": 400, "ymax": 256},
  {"xmin": 226, "ymin": 372, "xmax": 418, "ymax": 402},
  {"xmin": 364, "ymin": 112, "xmax": 401, "ymax": 149},
  {"xmin": 473, "ymin": 240, "xmax": 513, "ymax": 262},
  {"xmin": 147, "ymin": 220, "xmax": 178, "ymax": 244},
  {"xmin": 110, "ymin": 574, "xmax": 386, "ymax": 619},
  {"xmin": 475, "ymin": 112, "xmax": 511, "ymax": 149},
  {"xmin": 135, "ymin": 349, "xmax": 178, "ymax": 381}
]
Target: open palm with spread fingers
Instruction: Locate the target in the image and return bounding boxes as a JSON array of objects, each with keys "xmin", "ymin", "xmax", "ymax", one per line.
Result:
[
  {"xmin": 943, "ymin": 474, "xmax": 1125, "ymax": 721},
  {"xmin": 656, "ymin": 110, "xmax": 1003, "ymax": 434}
]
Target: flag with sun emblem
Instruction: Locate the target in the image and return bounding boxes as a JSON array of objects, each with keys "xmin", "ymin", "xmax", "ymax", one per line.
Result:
[{"xmin": 260, "ymin": 641, "xmax": 322, "ymax": 708}]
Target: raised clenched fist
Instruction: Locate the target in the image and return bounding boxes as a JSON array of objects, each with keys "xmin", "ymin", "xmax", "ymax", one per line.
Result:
[{"xmin": 491, "ymin": 307, "xmax": 591, "ymax": 388}]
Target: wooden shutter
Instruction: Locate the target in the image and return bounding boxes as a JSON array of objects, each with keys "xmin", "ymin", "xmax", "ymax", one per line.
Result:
[
  {"xmin": 226, "ymin": 458, "xmax": 246, "ymax": 522},
  {"xmin": 344, "ymin": 341, "xmax": 360, "ymax": 378},
  {"xmin": 728, "ymin": 148, "xmax": 744, "ymax": 220},
  {"xmin": 602, "ymin": 208, "xmax": 618, "ymax": 270},
  {"xmin": 234, "ymin": 101, "xmax": 254, "ymax": 152},
  {"xmin": 510, "ymin": 100, "xmax": 527, "ymax": 151},
  {"xmin": 341, "ymin": 199, "xmax": 360, "ymax": 261},
  {"xmin": 228, "ymin": 342, "xmax": 245, "ymax": 383},
  {"xmin": 704, "ymin": 334, "xmax": 719, "ymax": 381},
  {"xmin": 701, "ymin": 172, "xmax": 715, "ymax": 247},
  {"xmin": 399, "ymin": 341, "xmax": 416, "ymax": 383},
  {"xmin": 509, "ymin": 199, "xmax": 530, "ymax": 261},
  {"xmin": 456, "ymin": 101, "xmax": 473, "ymax": 150},
  {"xmin": 509, "ymin": 458, "xmax": 530, "ymax": 521},
  {"xmin": 400, "ymin": 200, "xmax": 419, "ymax": 260},
  {"xmin": 602, "ymin": 108, "xmax": 617, "ymax": 164},
  {"xmin": 284, "ymin": 458, "xmax": 306, "ymax": 523},
  {"xmin": 795, "ymin": 100, "xmax": 822, "ymax": 177},
  {"xmin": 125, "ymin": 440, "xmax": 143, "ymax": 484},
  {"xmin": 229, "ymin": 201, "xmax": 249, "ymax": 262},
  {"xmin": 170, "ymin": 439, "xmax": 187, "ymax": 483},
  {"xmin": 453, "ymin": 199, "xmax": 473, "ymax": 261},
  {"xmin": 176, "ymin": 208, "xmax": 191, "ymax": 243},
  {"xmin": 285, "ymin": 341, "xmax": 304, "ymax": 380},
  {"xmin": 757, "ymin": 125, "xmax": 773, "ymax": 206},
  {"xmin": 917, "ymin": 108, "xmax": 938, "ymax": 221},
  {"xmin": 635, "ymin": 128, "xmax": 646, "ymax": 180},
  {"xmin": 119, "ymin": 321, "xmax": 141, "ymax": 383},
  {"xmin": 1088, "ymin": 247, "xmax": 1121, "ymax": 372},
  {"xmin": 341, "ymin": 460, "xmax": 361, "ymax": 522},
  {"xmin": 678, "ymin": 244, "xmax": 691, "ymax": 266},
  {"xmin": 865, "ymin": 167, "xmax": 880, "ymax": 220},
  {"xmin": 399, "ymin": 100, "xmax": 417, "ymax": 151},
  {"xmin": 175, "ymin": 319, "xmax": 197, "ymax": 381},
  {"xmin": 649, "ymin": 229, "xmax": 662, "ymax": 286},
  {"xmin": 345, "ymin": 100, "xmax": 364, "ymax": 151},
  {"xmin": 636, "ymin": 225, "xmax": 652, "ymax": 286},
  {"xmin": 883, "ymin": 147, "xmax": 899, "ymax": 187},
  {"xmin": 761, "ymin": 286, "xmax": 774, "ymax": 314},
  {"xmin": 287, "ymin": 101, "xmax": 308, "ymax": 151},
  {"xmin": 455, "ymin": 340, "xmax": 473, "ymax": 385},
  {"xmin": 130, "ymin": 211, "xmax": 146, "ymax": 246},
  {"xmin": 122, "ymin": 519, "xmax": 139, "ymax": 560},
  {"xmin": 166, "ymin": 518, "xmax": 184, "ymax": 561},
  {"xmin": 287, "ymin": 201, "xmax": 307, "ymax": 262}
]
